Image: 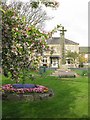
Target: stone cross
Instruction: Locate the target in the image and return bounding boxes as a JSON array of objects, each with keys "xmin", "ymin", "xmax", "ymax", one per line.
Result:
[
  {"xmin": 60, "ymin": 26, "xmax": 67, "ymax": 36},
  {"xmin": 59, "ymin": 26, "xmax": 67, "ymax": 65}
]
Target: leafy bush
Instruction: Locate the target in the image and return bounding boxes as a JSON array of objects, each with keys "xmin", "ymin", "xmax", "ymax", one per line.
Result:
[{"xmin": 81, "ymin": 70, "xmax": 88, "ymax": 76}]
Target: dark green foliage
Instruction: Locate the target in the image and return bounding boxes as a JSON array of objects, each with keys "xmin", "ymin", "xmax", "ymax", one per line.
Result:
[{"xmin": 81, "ymin": 70, "xmax": 88, "ymax": 76}]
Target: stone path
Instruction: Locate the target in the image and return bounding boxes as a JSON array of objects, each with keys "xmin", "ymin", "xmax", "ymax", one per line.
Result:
[{"xmin": 51, "ymin": 69, "xmax": 77, "ymax": 77}]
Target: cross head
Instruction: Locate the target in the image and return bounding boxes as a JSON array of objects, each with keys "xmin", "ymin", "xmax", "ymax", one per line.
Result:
[{"xmin": 60, "ymin": 26, "xmax": 67, "ymax": 36}]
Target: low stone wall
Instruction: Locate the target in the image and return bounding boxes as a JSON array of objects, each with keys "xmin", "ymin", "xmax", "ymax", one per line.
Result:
[{"xmin": 2, "ymin": 89, "xmax": 54, "ymax": 101}]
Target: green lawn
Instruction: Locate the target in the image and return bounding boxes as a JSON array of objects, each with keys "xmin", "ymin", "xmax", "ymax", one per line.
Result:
[
  {"xmin": 2, "ymin": 70, "xmax": 88, "ymax": 118},
  {"xmin": 69, "ymin": 68, "xmax": 89, "ymax": 76}
]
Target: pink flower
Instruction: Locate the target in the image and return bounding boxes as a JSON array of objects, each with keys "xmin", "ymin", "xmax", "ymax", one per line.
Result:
[{"xmin": 2, "ymin": 84, "xmax": 48, "ymax": 93}]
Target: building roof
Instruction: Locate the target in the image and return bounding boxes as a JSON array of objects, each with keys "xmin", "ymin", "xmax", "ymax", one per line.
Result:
[
  {"xmin": 47, "ymin": 37, "xmax": 79, "ymax": 45},
  {"xmin": 79, "ymin": 47, "xmax": 90, "ymax": 53}
]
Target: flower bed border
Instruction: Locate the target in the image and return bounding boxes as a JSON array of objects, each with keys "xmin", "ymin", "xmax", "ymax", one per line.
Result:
[
  {"xmin": 2, "ymin": 84, "xmax": 54, "ymax": 101},
  {"xmin": 2, "ymin": 89, "xmax": 54, "ymax": 101}
]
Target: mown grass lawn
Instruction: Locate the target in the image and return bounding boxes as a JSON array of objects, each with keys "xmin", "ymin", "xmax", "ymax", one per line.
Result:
[{"xmin": 2, "ymin": 70, "xmax": 88, "ymax": 118}]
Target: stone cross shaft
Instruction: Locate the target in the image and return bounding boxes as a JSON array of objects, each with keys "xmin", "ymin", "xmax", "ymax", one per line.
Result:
[{"xmin": 60, "ymin": 26, "xmax": 67, "ymax": 65}]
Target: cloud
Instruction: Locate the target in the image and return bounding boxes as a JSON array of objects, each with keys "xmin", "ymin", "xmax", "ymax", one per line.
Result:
[{"xmin": 44, "ymin": 0, "xmax": 88, "ymax": 46}]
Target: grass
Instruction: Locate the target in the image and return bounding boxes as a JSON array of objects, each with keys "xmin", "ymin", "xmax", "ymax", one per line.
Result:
[
  {"xmin": 69, "ymin": 68, "xmax": 89, "ymax": 76},
  {"xmin": 1, "ymin": 69, "xmax": 89, "ymax": 118}
]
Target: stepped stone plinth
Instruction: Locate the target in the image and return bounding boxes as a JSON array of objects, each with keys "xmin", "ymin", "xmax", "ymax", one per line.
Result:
[{"xmin": 51, "ymin": 68, "xmax": 77, "ymax": 78}]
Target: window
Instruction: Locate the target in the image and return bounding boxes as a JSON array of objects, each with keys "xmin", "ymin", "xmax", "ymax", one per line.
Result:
[{"xmin": 43, "ymin": 57, "xmax": 47, "ymax": 63}]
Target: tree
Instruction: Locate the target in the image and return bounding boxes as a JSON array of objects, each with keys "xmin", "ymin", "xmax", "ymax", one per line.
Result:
[
  {"xmin": 2, "ymin": 2, "xmax": 61, "ymax": 83},
  {"xmin": 65, "ymin": 50, "xmax": 79, "ymax": 64},
  {"xmin": 6, "ymin": 0, "xmax": 59, "ymax": 29},
  {"xmin": 2, "ymin": 3, "xmax": 49, "ymax": 83},
  {"xmin": 79, "ymin": 54, "xmax": 88, "ymax": 64},
  {"xmin": 37, "ymin": 0, "xmax": 59, "ymax": 8}
]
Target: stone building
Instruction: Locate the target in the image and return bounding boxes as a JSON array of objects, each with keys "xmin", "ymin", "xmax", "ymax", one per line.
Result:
[
  {"xmin": 41, "ymin": 37, "xmax": 79, "ymax": 68},
  {"xmin": 79, "ymin": 46, "xmax": 90, "ymax": 67}
]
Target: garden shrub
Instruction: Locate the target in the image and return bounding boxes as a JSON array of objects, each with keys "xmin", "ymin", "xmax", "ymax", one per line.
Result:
[{"xmin": 81, "ymin": 70, "xmax": 88, "ymax": 76}]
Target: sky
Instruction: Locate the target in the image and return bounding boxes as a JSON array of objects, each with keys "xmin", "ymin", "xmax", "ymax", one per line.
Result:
[
  {"xmin": 7, "ymin": 0, "xmax": 89, "ymax": 46},
  {"xmin": 44, "ymin": 0, "xmax": 89, "ymax": 47}
]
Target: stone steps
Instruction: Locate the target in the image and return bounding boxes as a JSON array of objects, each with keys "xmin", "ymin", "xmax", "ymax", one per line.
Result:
[{"xmin": 51, "ymin": 68, "xmax": 77, "ymax": 77}]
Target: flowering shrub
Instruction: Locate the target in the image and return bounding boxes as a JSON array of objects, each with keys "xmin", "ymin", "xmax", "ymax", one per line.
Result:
[
  {"xmin": 2, "ymin": 84, "xmax": 48, "ymax": 94},
  {"xmin": 2, "ymin": 2, "xmax": 61, "ymax": 83}
]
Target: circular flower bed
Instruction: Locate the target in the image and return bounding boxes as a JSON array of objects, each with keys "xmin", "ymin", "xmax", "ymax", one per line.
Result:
[{"xmin": 2, "ymin": 84, "xmax": 49, "ymax": 94}]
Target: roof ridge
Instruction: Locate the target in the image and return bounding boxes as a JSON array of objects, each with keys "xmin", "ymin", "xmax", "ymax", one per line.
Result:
[{"xmin": 48, "ymin": 37, "xmax": 79, "ymax": 45}]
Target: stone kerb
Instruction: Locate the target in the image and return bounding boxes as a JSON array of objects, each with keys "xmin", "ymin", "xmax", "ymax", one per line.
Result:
[
  {"xmin": 2, "ymin": 84, "xmax": 54, "ymax": 101},
  {"xmin": 2, "ymin": 88, "xmax": 54, "ymax": 101}
]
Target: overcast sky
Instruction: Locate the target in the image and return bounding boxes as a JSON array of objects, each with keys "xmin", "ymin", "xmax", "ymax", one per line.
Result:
[
  {"xmin": 7, "ymin": 0, "xmax": 89, "ymax": 46},
  {"xmin": 44, "ymin": 0, "xmax": 89, "ymax": 47}
]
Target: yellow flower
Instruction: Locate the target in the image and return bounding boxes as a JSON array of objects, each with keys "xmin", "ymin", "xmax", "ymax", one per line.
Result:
[
  {"xmin": 2, "ymin": 90, "xmax": 4, "ymax": 92},
  {"xmin": 0, "ymin": 88, "xmax": 2, "ymax": 91},
  {"xmin": 44, "ymin": 89, "xmax": 48, "ymax": 92}
]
